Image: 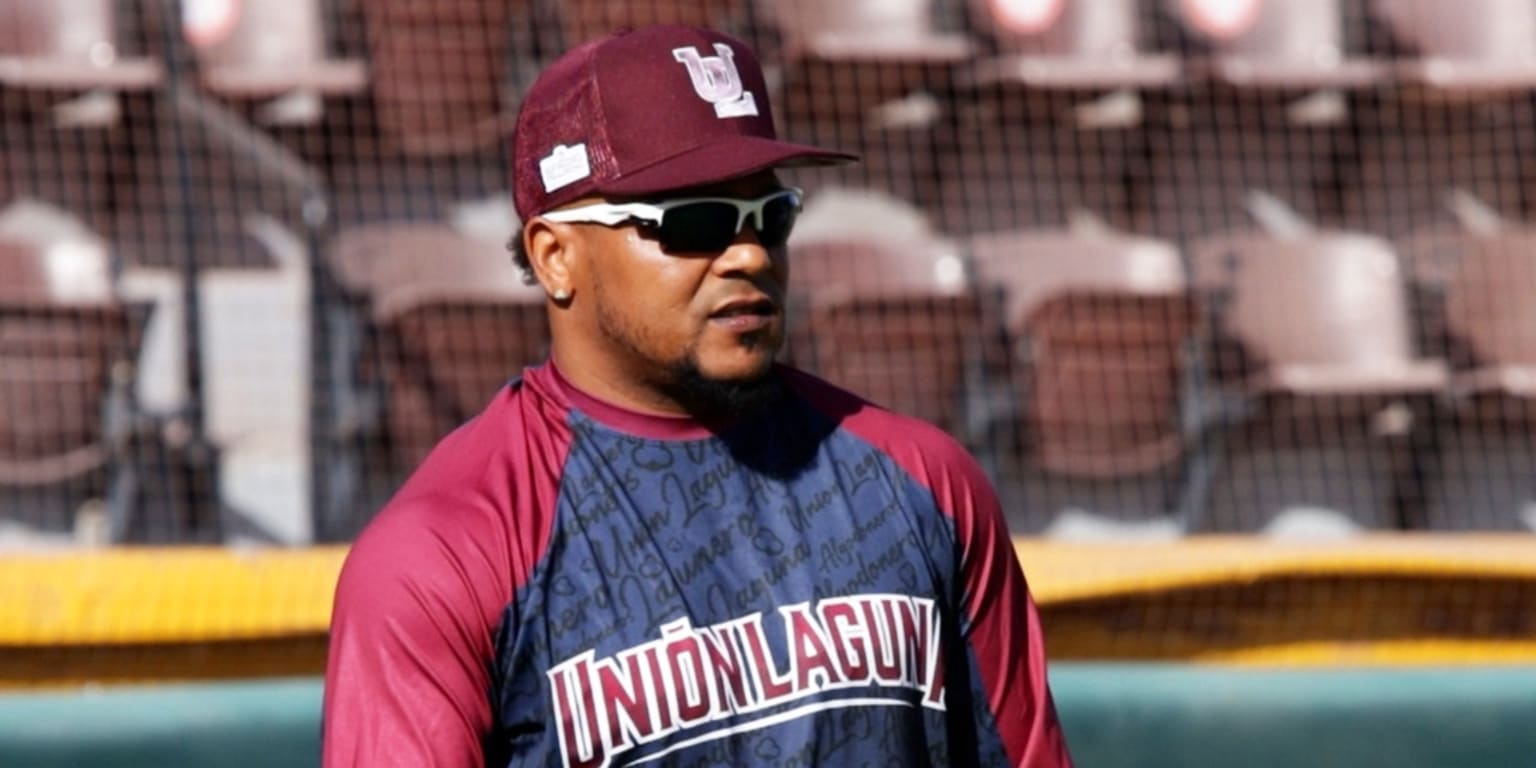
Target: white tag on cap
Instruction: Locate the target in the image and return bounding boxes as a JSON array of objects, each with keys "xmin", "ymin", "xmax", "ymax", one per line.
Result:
[{"xmin": 540, "ymin": 143, "xmax": 591, "ymax": 193}]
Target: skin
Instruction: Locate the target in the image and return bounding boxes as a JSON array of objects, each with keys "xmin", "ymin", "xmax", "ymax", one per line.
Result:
[{"xmin": 521, "ymin": 170, "xmax": 790, "ymax": 419}]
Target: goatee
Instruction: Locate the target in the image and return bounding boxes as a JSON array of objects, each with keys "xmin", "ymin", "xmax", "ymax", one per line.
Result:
[{"xmin": 665, "ymin": 362, "xmax": 784, "ymax": 421}]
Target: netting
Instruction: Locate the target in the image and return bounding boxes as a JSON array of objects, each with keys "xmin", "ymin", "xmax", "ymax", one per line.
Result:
[{"xmin": 1, "ymin": 0, "xmax": 1532, "ymax": 552}]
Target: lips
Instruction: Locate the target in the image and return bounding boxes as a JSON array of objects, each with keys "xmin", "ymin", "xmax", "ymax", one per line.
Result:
[
  {"xmin": 710, "ymin": 297, "xmax": 777, "ymax": 318},
  {"xmin": 708, "ymin": 296, "xmax": 780, "ymax": 332}
]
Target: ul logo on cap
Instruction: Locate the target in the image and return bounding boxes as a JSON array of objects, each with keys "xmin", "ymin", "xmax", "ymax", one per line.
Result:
[{"xmin": 672, "ymin": 44, "xmax": 759, "ymax": 119}]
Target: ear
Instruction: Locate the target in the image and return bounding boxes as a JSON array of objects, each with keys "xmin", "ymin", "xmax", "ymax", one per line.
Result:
[{"xmin": 523, "ymin": 217, "xmax": 578, "ymax": 302}]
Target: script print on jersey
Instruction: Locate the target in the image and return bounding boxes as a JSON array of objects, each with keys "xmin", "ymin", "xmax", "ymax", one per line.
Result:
[{"xmin": 489, "ymin": 389, "xmax": 1005, "ymax": 766}]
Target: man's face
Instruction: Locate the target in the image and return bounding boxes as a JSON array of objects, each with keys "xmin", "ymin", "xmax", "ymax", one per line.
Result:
[{"xmin": 566, "ymin": 171, "xmax": 790, "ymax": 413}]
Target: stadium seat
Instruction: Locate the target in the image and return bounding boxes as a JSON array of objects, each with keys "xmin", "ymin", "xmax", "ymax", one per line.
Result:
[
  {"xmin": 1138, "ymin": 1, "xmax": 1380, "ymax": 241},
  {"xmin": 1439, "ymin": 234, "xmax": 1536, "ymax": 401},
  {"xmin": 766, "ymin": 0, "xmax": 972, "ymax": 209},
  {"xmin": 1135, "ymin": 86, "xmax": 1356, "ymax": 242},
  {"xmin": 766, "ymin": 0, "xmax": 972, "ymax": 60},
  {"xmin": 968, "ymin": 227, "xmax": 1194, "ymax": 537},
  {"xmin": 559, "ymin": 0, "xmax": 745, "ymax": 46},
  {"xmin": 1370, "ymin": 0, "xmax": 1536, "ymax": 91},
  {"xmin": 1186, "ymin": 230, "xmax": 1448, "ymax": 533},
  {"xmin": 0, "ymin": 0, "xmax": 160, "ymax": 92},
  {"xmin": 938, "ymin": 5, "xmax": 1174, "ymax": 236},
  {"xmin": 358, "ymin": 0, "xmax": 526, "ymax": 156},
  {"xmin": 939, "ymin": 80, "xmax": 1143, "ymax": 234},
  {"xmin": 1407, "ymin": 229, "xmax": 1536, "ymax": 530},
  {"xmin": 0, "ymin": 128, "xmax": 114, "ymax": 245},
  {"xmin": 327, "ymin": 223, "xmax": 548, "ymax": 488},
  {"xmin": 966, "ymin": 0, "xmax": 1181, "ymax": 88},
  {"xmin": 183, "ymin": 0, "xmax": 366, "ymax": 125},
  {"xmin": 786, "ymin": 189, "xmax": 982, "ymax": 437},
  {"xmin": 0, "ymin": 232, "xmax": 145, "ymax": 541},
  {"xmin": 1171, "ymin": 0, "xmax": 1385, "ymax": 88},
  {"xmin": 1340, "ymin": 98, "xmax": 1535, "ymax": 240}
]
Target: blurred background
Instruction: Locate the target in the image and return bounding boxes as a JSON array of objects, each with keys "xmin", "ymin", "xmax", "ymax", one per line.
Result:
[{"xmin": 1, "ymin": 0, "xmax": 1534, "ymax": 766}]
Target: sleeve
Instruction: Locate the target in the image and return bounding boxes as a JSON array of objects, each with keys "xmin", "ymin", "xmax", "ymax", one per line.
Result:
[
  {"xmin": 322, "ymin": 501, "xmax": 509, "ymax": 768},
  {"xmin": 939, "ymin": 447, "xmax": 1074, "ymax": 768},
  {"xmin": 779, "ymin": 369, "xmax": 1073, "ymax": 765}
]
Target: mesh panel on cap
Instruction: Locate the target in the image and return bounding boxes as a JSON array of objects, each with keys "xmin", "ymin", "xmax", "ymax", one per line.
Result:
[{"xmin": 512, "ymin": 47, "xmax": 618, "ymax": 218}]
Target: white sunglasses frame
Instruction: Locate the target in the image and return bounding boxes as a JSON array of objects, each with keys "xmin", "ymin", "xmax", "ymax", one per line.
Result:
[{"xmin": 539, "ymin": 187, "xmax": 803, "ymax": 241}]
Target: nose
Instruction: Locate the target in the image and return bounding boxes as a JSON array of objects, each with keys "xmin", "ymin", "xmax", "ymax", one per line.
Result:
[{"xmin": 711, "ymin": 224, "xmax": 780, "ymax": 279}]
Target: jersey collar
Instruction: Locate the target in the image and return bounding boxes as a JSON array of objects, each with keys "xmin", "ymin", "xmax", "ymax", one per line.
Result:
[{"xmin": 532, "ymin": 359, "xmax": 729, "ymax": 441}]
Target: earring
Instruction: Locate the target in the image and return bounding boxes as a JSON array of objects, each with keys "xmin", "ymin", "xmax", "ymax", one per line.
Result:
[{"xmin": 552, "ymin": 288, "xmax": 571, "ymax": 301}]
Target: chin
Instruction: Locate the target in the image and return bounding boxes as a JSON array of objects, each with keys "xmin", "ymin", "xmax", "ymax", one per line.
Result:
[
  {"xmin": 667, "ymin": 350, "xmax": 783, "ymax": 418},
  {"xmin": 695, "ymin": 334, "xmax": 781, "ymax": 380},
  {"xmin": 703, "ymin": 350, "xmax": 778, "ymax": 384}
]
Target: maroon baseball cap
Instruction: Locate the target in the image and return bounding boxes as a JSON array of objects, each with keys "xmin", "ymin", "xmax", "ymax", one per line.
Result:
[{"xmin": 511, "ymin": 24, "xmax": 856, "ymax": 220}]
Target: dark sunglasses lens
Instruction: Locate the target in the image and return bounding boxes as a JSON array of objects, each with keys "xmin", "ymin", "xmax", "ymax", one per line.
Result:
[
  {"xmin": 756, "ymin": 195, "xmax": 799, "ymax": 248},
  {"xmin": 658, "ymin": 202, "xmax": 740, "ymax": 252}
]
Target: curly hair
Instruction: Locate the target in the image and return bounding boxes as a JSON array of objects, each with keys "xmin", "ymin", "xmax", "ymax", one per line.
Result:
[{"xmin": 507, "ymin": 231, "xmax": 537, "ymax": 285}]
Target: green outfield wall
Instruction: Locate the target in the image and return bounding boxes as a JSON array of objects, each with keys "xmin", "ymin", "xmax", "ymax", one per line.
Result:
[{"xmin": 2, "ymin": 665, "xmax": 1533, "ymax": 767}]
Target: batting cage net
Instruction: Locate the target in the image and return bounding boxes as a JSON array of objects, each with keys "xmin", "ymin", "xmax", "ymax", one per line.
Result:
[{"xmin": 1, "ymin": 0, "xmax": 1535, "ymax": 674}]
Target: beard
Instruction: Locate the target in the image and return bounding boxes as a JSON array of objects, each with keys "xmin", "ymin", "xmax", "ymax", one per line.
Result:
[
  {"xmin": 593, "ymin": 286, "xmax": 785, "ymax": 421},
  {"xmin": 661, "ymin": 354, "xmax": 784, "ymax": 421}
]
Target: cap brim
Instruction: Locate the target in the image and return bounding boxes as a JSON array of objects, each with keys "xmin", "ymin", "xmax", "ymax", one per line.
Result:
[{"xmin": 597, "ymin": 136, "xmax": 858, "ymax": 198}]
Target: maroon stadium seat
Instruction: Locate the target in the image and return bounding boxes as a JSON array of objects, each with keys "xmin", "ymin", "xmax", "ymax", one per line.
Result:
[
  {"xmin": 940, "ymin": 0, "xmax": 1172, "ymax": 239},
  {"xmin": 787, "ymin": 190, "xmax": 981, "ymax": 435},
  {"xmin": 357, "ymin": 0, "xmax": 527, "ymax": 156},
  {"xmin": 184, "ymin": 0, "xmax": 366, "ymax": 124},
  {"xmin": 1371, "ymin": 0, "xmax": 1536, "ymax": 91},
  {"xmin": 1136, "ymin": 90, "xmax": 1358, "ymax": 243},
  {"xmin": 969, "ymin": 228, "xmax": 1194, "ymax": 535},
  {"xmin": 967, "ymin": 0, "xmax": 1181, "ymax": 88},
  {"xmin": 970, "ymin": 229, "xmax": 1191, "ymax": 478},
  {"xmin": 788, "ymin": 241, "xmax": 980, "ymax": 436},
  {"xmin": 329, "ymin": 223, "xmax": 548, "ymax": 474},
  {"xmin": 1173, "ymin": 0, "xmax": 1385, "ymax": 88},
  {"xmin": 1191, "ymin": 232, "xmax": 1446, "ymax": 397},
  {"xmin": 1138, "ymin": 1, "xmax": 1380, "ymax": 242},
  {"xmin": 0, "ymin": 0, "xmax": 160, "ymax": 92},
  {"xmin": 0, "ymin": 234, "xmax": 144, "ymax": 537},
  {"xmin": 767, "ymin": 0, "xmax": 972, "ymax": 61},
  {"xmin": 1440, "ymin": 233, "xmax": 1536, "ymax": 399},
  {"xmin": 938, "ymin": 4, "xmax": 1163, "ymax": 236},
  {"xmin": 1338, "ymin": 5, "xmax": 1536, "ymax": 238},
  {"xmin": 766, "ymin": 0, "xmax": 973, "ymax": 209},
  {"xmin": 1340, "ymin": 94, "xmax": 1536, "ymax": 241},
  {"xmin": 937, "ymin": 83, "xmax": 1142, "ymax": 236},
  {"xmin": 1187, "ymin": 230, "xmax": 1448, "ymax": 533},
  {"xmin": 1407, "ymin": 228, "xmax": 1536, "ymax": 530},
  {"xmin": 559, "ymin": 0, "xmax": 745, "ymax": 46}
]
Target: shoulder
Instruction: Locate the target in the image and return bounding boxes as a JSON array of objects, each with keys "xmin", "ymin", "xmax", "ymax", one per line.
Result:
[
  {"xmin": 779, "ymin": 366, "xmax": 988, "ymax": 493},
  {"xmin": 341, "ymin": 374, "xmax": 572, "ymax": 608},
  {"xmin": 339, "ymin": 482, "xmax": 519, "ymax": 628},
  {"xmin": 401, "ymin": 374, "xmax": 569, "ymax": 494}
]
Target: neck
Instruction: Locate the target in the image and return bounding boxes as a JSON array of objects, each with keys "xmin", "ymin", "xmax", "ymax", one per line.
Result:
[
  {"xmin": 548, "ymin": 337, "xmax": 693, "ymax": 417},
  {"xmin": 548, "ymin": 348, "xmax": 783, "ymax": 426}
]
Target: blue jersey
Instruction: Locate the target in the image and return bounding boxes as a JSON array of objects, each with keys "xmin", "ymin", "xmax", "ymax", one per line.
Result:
[{"xmin": 324, "ymin": 362, "xmax": 1070, "ymax": 767}]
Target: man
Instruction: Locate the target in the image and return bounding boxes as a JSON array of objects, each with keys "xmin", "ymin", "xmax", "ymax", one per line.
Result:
[{"xmin": 324, "ymin": 24, "xmax": 1072, "ymax": 767}]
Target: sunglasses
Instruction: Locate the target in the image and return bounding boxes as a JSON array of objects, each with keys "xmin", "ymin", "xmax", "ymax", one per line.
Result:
[{"xmin": 541, "ymin": 187, "xmax": 803, "ymax": 253}]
